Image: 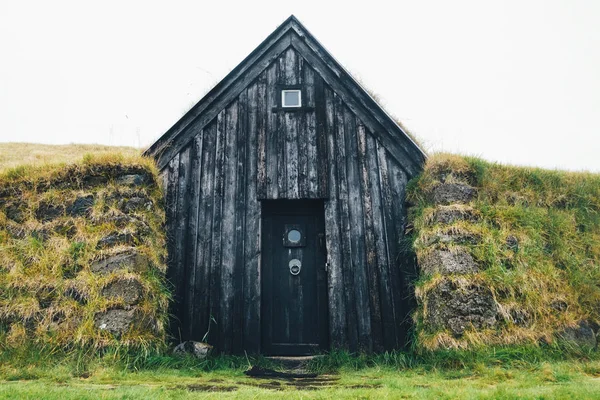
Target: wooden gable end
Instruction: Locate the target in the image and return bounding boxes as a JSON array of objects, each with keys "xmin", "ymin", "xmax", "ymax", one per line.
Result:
[{"xmin": 146, "ymin": 16, "xmax": 425, "ymax": 178}]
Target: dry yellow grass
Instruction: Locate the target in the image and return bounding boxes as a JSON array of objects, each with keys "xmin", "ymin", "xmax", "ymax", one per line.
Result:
[
  {"xmin": 0, "ymin": 148, "xmax": 168, "ymax": 352},
  {"xmin": 0, "ymin": 143, "xmax": 141, "ymax": 172},
  {"xmin": 408, "ymin": 153, "xmax": 600, "ymax": 350}
]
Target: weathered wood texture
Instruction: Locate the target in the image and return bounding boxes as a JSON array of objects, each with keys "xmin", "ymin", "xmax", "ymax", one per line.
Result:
[
  {"xmin": 160, "ymin": 47, "xmax": 414, "ymax": 353},
  {"xmin": 146, "ymin": 17, "xmax": 425, "ymax": 176},
  {"xmin": 256, "ymin": 48, "xmax": 326, "ymax": 199}
]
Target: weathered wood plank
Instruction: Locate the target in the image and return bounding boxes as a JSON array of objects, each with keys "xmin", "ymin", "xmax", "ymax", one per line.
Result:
[
  {"xmin": 159, "ymin": 170, "xmax": 168, "ymax": 196},
  {"xmin": 297, "ymin": 57, "xmax": 309, "ymax": 198},
  {"xmin": 284, "ymin": 48, "xmax": 299, "ymax": 198},
  {"xmin": 283, "ymin": 47, "xmax": 298, "ymax": 85},
  {"xmin": 219, "ymin": 101, "xmax": 239, "ymax": 353},
  {"xmin": 265, "ymin": 62, "xmax": 279, "ymax": 199},
  {"xmin": 343, "ymin": 106, "xmax": 372, "ymax": 352},
  {"xmin": 377, "ymin": 141, "xmax": 403, "ymax": 347},
  {"xmin": 333, "ymin": 92, "xmax": 358, "ymax": 351},
  {"xmin": 208, "ymin": 110, "xmax": 226, "ymax": 347},
  {"xmin": 256, "ymin": 71, "xmax": 268, "ymax": 199},
  {"xmin": 366, "ymin": 133, "xmax": 397, "ymax": 350},
  {"xmin": 232, "ymin": 90, "xmax": 248, "ymax": 354},
  {"xmin": 277, "ymin": 54, "xmax": 288, "ymax": 197},
  {"xmin": 174, "ymin": 147, "xmax": 192, "ymax": 341},
  {"xmin": 357, "ymin": 124, "xmax": 384, "ymax": 352},
  {"xmin": 386, "ymin": 152, "xmax": 410, "ymax": 346},
  {"xmin": 284, "ymin": 111, "xmax": 299, "ymax": 198},
  {"xmin": 185, "ymin": 131, "xmax": 203, "ymax": 340},
  {"xmin": 314, "ymin": 73, "xmax": 329, "ymax": 199},
  {"xmin": 244, "ymin": 82, "xmax": 261, "ymax": 353},
  {"xmin": 323, "ymin": 87, "xmax": 347, "ymax": 347},
  {"xmin": 196, "ymin": 121, "xmax": 217, "ymax": 342},
  {"xmin": 304, "ymin": 64, "xmax": 319, "ymax": 198},
  {"xmin": 164, "ymin": 154, "xmax": 180, "ymax": 339}
]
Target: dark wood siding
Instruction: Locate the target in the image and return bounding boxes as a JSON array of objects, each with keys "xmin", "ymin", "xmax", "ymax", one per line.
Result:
[
  {"xmin": 161, "ymin": 47, "xmax": 413, "ymax": 353},
  {"xmin": 256, "ymin": 48, "xmax": 328, "ymax": 200}
]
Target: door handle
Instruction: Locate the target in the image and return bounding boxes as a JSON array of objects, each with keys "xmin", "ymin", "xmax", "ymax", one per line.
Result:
[{"xmin": 289, "ymin": 259, "xmax": 302, "ymax": 276}]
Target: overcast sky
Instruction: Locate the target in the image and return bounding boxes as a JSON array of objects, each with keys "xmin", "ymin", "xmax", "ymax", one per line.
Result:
[{"xmin": 1, "ymin": 0, "xmax": 599, "ymax": 171}]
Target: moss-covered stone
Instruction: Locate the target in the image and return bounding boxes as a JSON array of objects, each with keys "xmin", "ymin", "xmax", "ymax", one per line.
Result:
[
  {"xmin": 423, "ymin": 278, "xmax": 498, "ymax": 337},
  {"xmin": 408, "ymin": 153, "xmax": 600, "ymax": 350},
  {"xmin": 90, "ymin": 249, "xmax": 149, "ymax": 275},
  {"xmin": 0, "ymin": 154, "xmax": 168, "ymax": 351},
  {"xmin": 102, "ymin": 278, "xmax": 143, "ymax": 305},
  {"xmin": 419, "ymin": 248, "xmax": 479, "ymax": 275}
]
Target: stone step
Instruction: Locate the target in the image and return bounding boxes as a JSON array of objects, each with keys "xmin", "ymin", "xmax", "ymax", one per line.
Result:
[{"xmin": 266, "ymin": 355, "xmax": 322, "ymax": 370}]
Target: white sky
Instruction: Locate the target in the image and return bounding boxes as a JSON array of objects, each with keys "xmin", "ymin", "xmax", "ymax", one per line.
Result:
[{"xmin": 1, "ymin": 0, "xmax": 599, "ymax": 171}]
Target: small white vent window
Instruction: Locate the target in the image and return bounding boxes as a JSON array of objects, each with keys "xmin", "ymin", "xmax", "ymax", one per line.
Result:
[{"xmin": 282, "ymin": 90, "xmax": 301, "ymax": 108}]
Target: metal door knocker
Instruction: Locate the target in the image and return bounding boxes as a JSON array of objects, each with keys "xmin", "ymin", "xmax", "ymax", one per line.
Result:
[{"xmin": 289, "ymin": 259, "xmax": 302, "ymax": 276}]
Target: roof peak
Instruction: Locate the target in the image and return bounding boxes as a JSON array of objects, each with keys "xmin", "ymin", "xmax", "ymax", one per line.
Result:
[{"xmin": 145, "ymin": 15, "xmax": 425, "ymax": 173}]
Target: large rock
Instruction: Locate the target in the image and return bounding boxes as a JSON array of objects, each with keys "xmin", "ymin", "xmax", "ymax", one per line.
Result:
[
  {"xmin": 95, "ymin": 309, "xmax": 138, "ymax": 335},
  {"xmin": 90, "ymin": 249, "xmax": 149, "ymax": 274},
  {"xmin": 119, "ymin": 197, "xmax": 153, "ymax": 213},
  {"xmin": 431, "ymin": 205, "xmax": 479, "ymax": 225},
  {"xmin": 419, "ymin": 248, "xmax": 479, "ymax": 275},
  {"xmin": 557, "ymin": 321, "xmax": 597, "ymax": 349},
  {"xmin": 82, "ymin": 174, "xmax": 110, "ymax": 188},
  {"xmin": 425, "ymin": 229, "xmax": 481, "ymax": 246},
  {"xmin": 96, "ymin": 232, "xmax": 135, "ymax": 249},
  {"xmin": 430, "ymin": 166, "xmax": 477, "ymax": 186},
  {"xmin": 66, "ymin": 194, "xmax": 95, "ymax": 217},
  {"xmin": 173, "ymin": 341, "xmax": 213, "ymax": 359},
  {"xmin": 424, "ymin": 278, "xmax": 498, "ymax": 336},
  {"xmin": 430, "ymin": 183, "xmax": 477, "ymax": 205},
  {"xmin": 116, "ymin": 174, "xmax": 150, "ymax": 187},
  {"xmin": 102, "ymin": 278, "xmax": 143, "ymax": 305},
  {"xmin": 35, "ymin": 202, "xmax": 64, "ymax": 222},
  {"xmin": 4, "ymin": 202, "xmax": 25, "ymax": 223}
]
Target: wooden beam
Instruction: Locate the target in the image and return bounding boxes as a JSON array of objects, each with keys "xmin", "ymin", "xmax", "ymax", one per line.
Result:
[
  {"xmin": 184, "ymin": 131, "xmax": 203, "ymax": 340},
  {"xmin": 243, "ymin": 82, "xmax": 261, "ymax": 353},
  {"xmin": 323, "ymin": 86, "xmax": 347, "ymax": 348}
]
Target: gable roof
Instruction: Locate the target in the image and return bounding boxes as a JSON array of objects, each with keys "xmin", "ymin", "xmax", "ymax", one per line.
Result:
[{"xmin": 145, "ymin": 15, "xmax": 426, "ymax": 176}]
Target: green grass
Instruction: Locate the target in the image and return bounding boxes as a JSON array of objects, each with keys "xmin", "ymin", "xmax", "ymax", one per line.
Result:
[
  {"xmin": 407, "ymin": 153, "xmax": 600, "ymax": 350},
  {"xmin": 0, "ymin": 151, "xmax": 169, "ymax": 352},
  {"xmin": 2, "ymin": 349, "xmax": 600, "ymax": 399}
]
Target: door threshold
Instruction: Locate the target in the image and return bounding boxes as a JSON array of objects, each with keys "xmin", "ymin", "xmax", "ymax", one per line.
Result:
[{"xmin": 266, "ymin": 355, "xmax": 323, "ymax": 370}]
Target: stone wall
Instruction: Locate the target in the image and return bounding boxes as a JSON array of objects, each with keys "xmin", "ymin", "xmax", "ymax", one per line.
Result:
[
  {"xmin": 408, "ymin": 155, "xmax": 598, "ymax": 351},
  {"xmin": 0, "ymin": 159, "xmax": 168, "ymax": 350}
]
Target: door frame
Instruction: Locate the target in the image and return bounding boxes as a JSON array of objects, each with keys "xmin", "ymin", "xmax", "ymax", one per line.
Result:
[{"xmin": 260, "ymin": 199, "xmax": 329, "ymax": 355}]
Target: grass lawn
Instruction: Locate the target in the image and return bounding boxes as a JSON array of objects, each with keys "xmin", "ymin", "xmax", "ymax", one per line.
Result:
[
  {"xmin": 0, "ymin": 142, "xmax": 140, "ymax": 171},
  {"xmin": 2, "ymin": 354, "xmax": 600, "ymax": 399}
]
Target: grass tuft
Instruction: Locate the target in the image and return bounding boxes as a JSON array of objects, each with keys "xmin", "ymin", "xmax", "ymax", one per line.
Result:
[
  {"xmin": 0, "ymin": 144, "xmax": 168, "ymax": 354},
  {"xmin": 407, "ymin": 153, "xmax": 600, "ymax": 350}
]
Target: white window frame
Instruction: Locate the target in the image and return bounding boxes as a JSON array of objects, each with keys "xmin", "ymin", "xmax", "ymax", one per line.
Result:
[{"xmin": 281, "ymin": 89, "xmax": 302, "ymax": 108}]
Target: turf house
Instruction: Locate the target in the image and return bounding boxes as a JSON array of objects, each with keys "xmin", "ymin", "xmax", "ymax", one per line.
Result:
[{"xmin": 145, "ymin": 15, "xmax": 426, "ymax": 355}]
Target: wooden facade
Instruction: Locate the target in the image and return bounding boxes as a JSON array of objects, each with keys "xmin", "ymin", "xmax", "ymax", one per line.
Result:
[{"xmin": 146, "ymin": 16, "xmax": 425, "ymax": 354}]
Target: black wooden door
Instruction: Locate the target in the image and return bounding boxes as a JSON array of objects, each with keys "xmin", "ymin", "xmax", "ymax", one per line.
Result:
[{"xmin": 261, "ymin": 200, "xmax": 329, "ymax": 355}]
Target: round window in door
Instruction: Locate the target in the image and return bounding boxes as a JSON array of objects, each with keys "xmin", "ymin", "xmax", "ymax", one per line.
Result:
[
  {"xmin": 283, "ymin": 224, "xmax": 305, "ymax": 247},
  {"xmin": 288, "ymin": 230, "xmax": 301, "ymax": 243}
]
